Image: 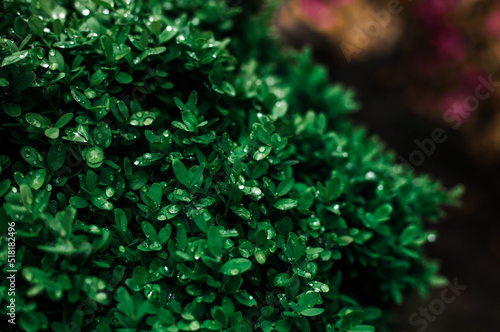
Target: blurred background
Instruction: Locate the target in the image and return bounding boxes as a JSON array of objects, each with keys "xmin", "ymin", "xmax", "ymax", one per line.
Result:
[{"xmin": 275, "ymin": 0, "xmax": 500, "ymax": 331}]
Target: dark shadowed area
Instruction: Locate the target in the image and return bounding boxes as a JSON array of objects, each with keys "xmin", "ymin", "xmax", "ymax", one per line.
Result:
[{"xmin": 279, "ymin": 5, "xmax": 500, "ymax": 331}]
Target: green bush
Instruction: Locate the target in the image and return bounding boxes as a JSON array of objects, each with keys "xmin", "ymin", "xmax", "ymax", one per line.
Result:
[{"xmin": 0, "ymin": 0, "xmax": 460, "ymax": 331}]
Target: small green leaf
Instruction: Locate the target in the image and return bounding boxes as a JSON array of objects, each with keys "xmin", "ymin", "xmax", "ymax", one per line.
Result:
[
  {"xmin": 44, "ymin": 127, "xmax": 60, "ymax": 139},
  {"xmin": 21, "ymin": 146, "xmax": 44, "ymax": 168},
  {"xmin": 300, "ymin": 308, "xmax": 324, "ymax": 317},
  {"xmin": 251, "ymin": 161, "xmax": 269, "ymax": 179},
  {"xmin": 19, "ymin": 34, "xmax": 32, "ymax": 51},
  {"xmin": 208, "ymin": 227, "xmax": 223, "ymax": 258},
  {"xmin": 129, "ymin": 111, "xmax": 155, "ymax": 126},
  {"xmin": 172, "ymin": 159, "xmax": 189, "ymax": 187},
  {"xmin": 86, "ymin": 170, "xmax": 98, "ymax": 192},
  {"xmin": 90, "ymin": 69, "xmax": 107, "ymax": 86},
  {"xmin": 159, "ymin": 25, "xmax": 178, "ymax": 43},
  {"xmin": 0, "ymin": 180, "xmax": 11, "ymax": 197},
  {"xmin": 20, "ymin": 184, "xmax": 33, "ymax": 207},
  {"xmin": 326, "ymin": 177, "xmax": 342, "ymax": 201},
  {"xmin": 273, "ymin": 273, "xmax": 291, "ymax": 287},
  {"xmin": 1, "ymin": 103, "xmax": 21, "ymax": 117},
  {"xmin": 158, "ymin": 225, "xmax": 172, "ymax": 244},
  {"xmin": 71, "ymin": 89, "xmax": 92, "ymax": 109},
  {"xmin": 339, "ymin": 235, "xmax": 354, "ymax": 246},
  {"xmin": 231, "ymin": 206, "xmax": 251, "ymax": 220},
  {"xmin": 116, "ymin": 72, "xmax": 133, "ymax": 84},
  {"xmin": 91, "ymin": 196, "xmax": 113, "ymax": 210},
  {"xmin": 28, "ymin": 15, "xmax": 44, "ymax": 36},
  {"xmin": 254, "ymin": 248, "xmax": 266, "ymax": 264},
  {"xmin": 400, "ymin": 225, "xmax": 418, "ymax": 245},
  {"xmin": 276, "ymin": 177, "xmax": 294, "ymax": 197},
  {"xmin": 253, "ymin": 146, "xmax": 272, "ymax": 161},
  {"xmin": 83, "ymin": 147, "xmax": 105, "ymax": 168},
  {"xmin": 221, "ymin": 81, "xmax": 236, "ymax": 96},
  {"xmin": 273, "ymin": 198, "xmax": 298, "ymax": 210},
  {"xmin": 1, "ymin": 50, "xmax": 29, "ymax": 67},
  {"xmin": 54, "ymin": 113, "xmax": 74, "ymax": 128},
  {"xmin": 25, "ymin": 113, "xmax": 48, "ymax": 128},
  {"xmin": 272, "ymin": 100, "xmax": 288, "ymax": 119},
  {"xmin": 29, "ymin": 169, "xmax": 46, "ymax": 190},
  {"xmin": 189, "ymin": 163, "xmax": 205, "ymax": 188},
  {"xmin": 234, "ymin": 291, "xmax": 257, "ymax": 307},
  {"xmin": 19, "ymin": 312, "xmax": 40, "ymax": 331},
  {"xmin": 374, "ymin": 203, "xmax": 393, "ymax": 222},
  {"xmin": 142, "ymin": 221, "xmax": 158, "ymax": 242},
  {"xmin": 115, "ymin": 208, "xmax": 128, "ymax": 233},
  {"xmin": 48, "ymin": 48, "xmax": 65, "ymax": 71},
  {"xmin": 69, "ymin": 196, "xmax": 89, "ymax": 209},
  {"xmin": 93, "ymin": 121, "xmax": 113, "ymax": 149},
  {"xmin": 47, "ymin": 141, "xmax": 66, "ymax": 172},
  {"xmin": 192, "ymin": 209, "xmax": 210, "ymax": 233},
  {"xmin": 220, "ymin": 258, "xmax": 252, "ymax": 275}
]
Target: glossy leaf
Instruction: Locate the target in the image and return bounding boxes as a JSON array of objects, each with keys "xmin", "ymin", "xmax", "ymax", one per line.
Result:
[{"xmin": 220, "ymin": 258, "xmax": 252, "ymax": 276}]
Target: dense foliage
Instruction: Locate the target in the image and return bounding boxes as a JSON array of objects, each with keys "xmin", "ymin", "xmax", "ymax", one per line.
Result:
[{"xmin": 0, "ymin": 0, "xmax": 460, "ymax": 331}]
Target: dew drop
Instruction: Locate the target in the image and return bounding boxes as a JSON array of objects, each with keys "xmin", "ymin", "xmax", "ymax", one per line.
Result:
[
  {"xmin": 105, "ymin": 187, "xmax": 115, "ymax": 197},
  {"xmin": 251, "ymin": 187, "xmax": 262, "ymax": 196},
  {"xmin": 365, "ymin": 171, "xmax": 376, "ymax": 180},
  {"xmin": 168, "ymin": 205, "xmax": 180, "ymax": 214}
]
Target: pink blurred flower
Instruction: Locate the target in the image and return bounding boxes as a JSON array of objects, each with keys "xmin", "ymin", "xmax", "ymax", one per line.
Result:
[
  {"xmin": 300, "ymin": 0, "xmax": 328, "ymax": 19},
  {"xmin": 433, "ymin": 26, "xmax": 465, "ymax": 62},
  {"xmin": 440, "ymin": 70, "xmax": 485, "ymax": 120},
  {"xmin": 486, "ymin": 8, "xmax": 500, "ymax": 39},
  {"xmin": 440, "ymin": 89, "xmax": 470, "ymax": 118},
  {"xmin": 416, "ymin": 0, "xmax": 459, "ymax": 27},
  {"xmin": 300, "ymin": 0, "xmax": 353, "ymax": 29}
]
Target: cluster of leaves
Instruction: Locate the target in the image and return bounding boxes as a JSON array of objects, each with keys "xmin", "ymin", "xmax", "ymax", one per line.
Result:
[{"xmin": 0, "ymin": 0, "xmax": 461, "ymax": 331}]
